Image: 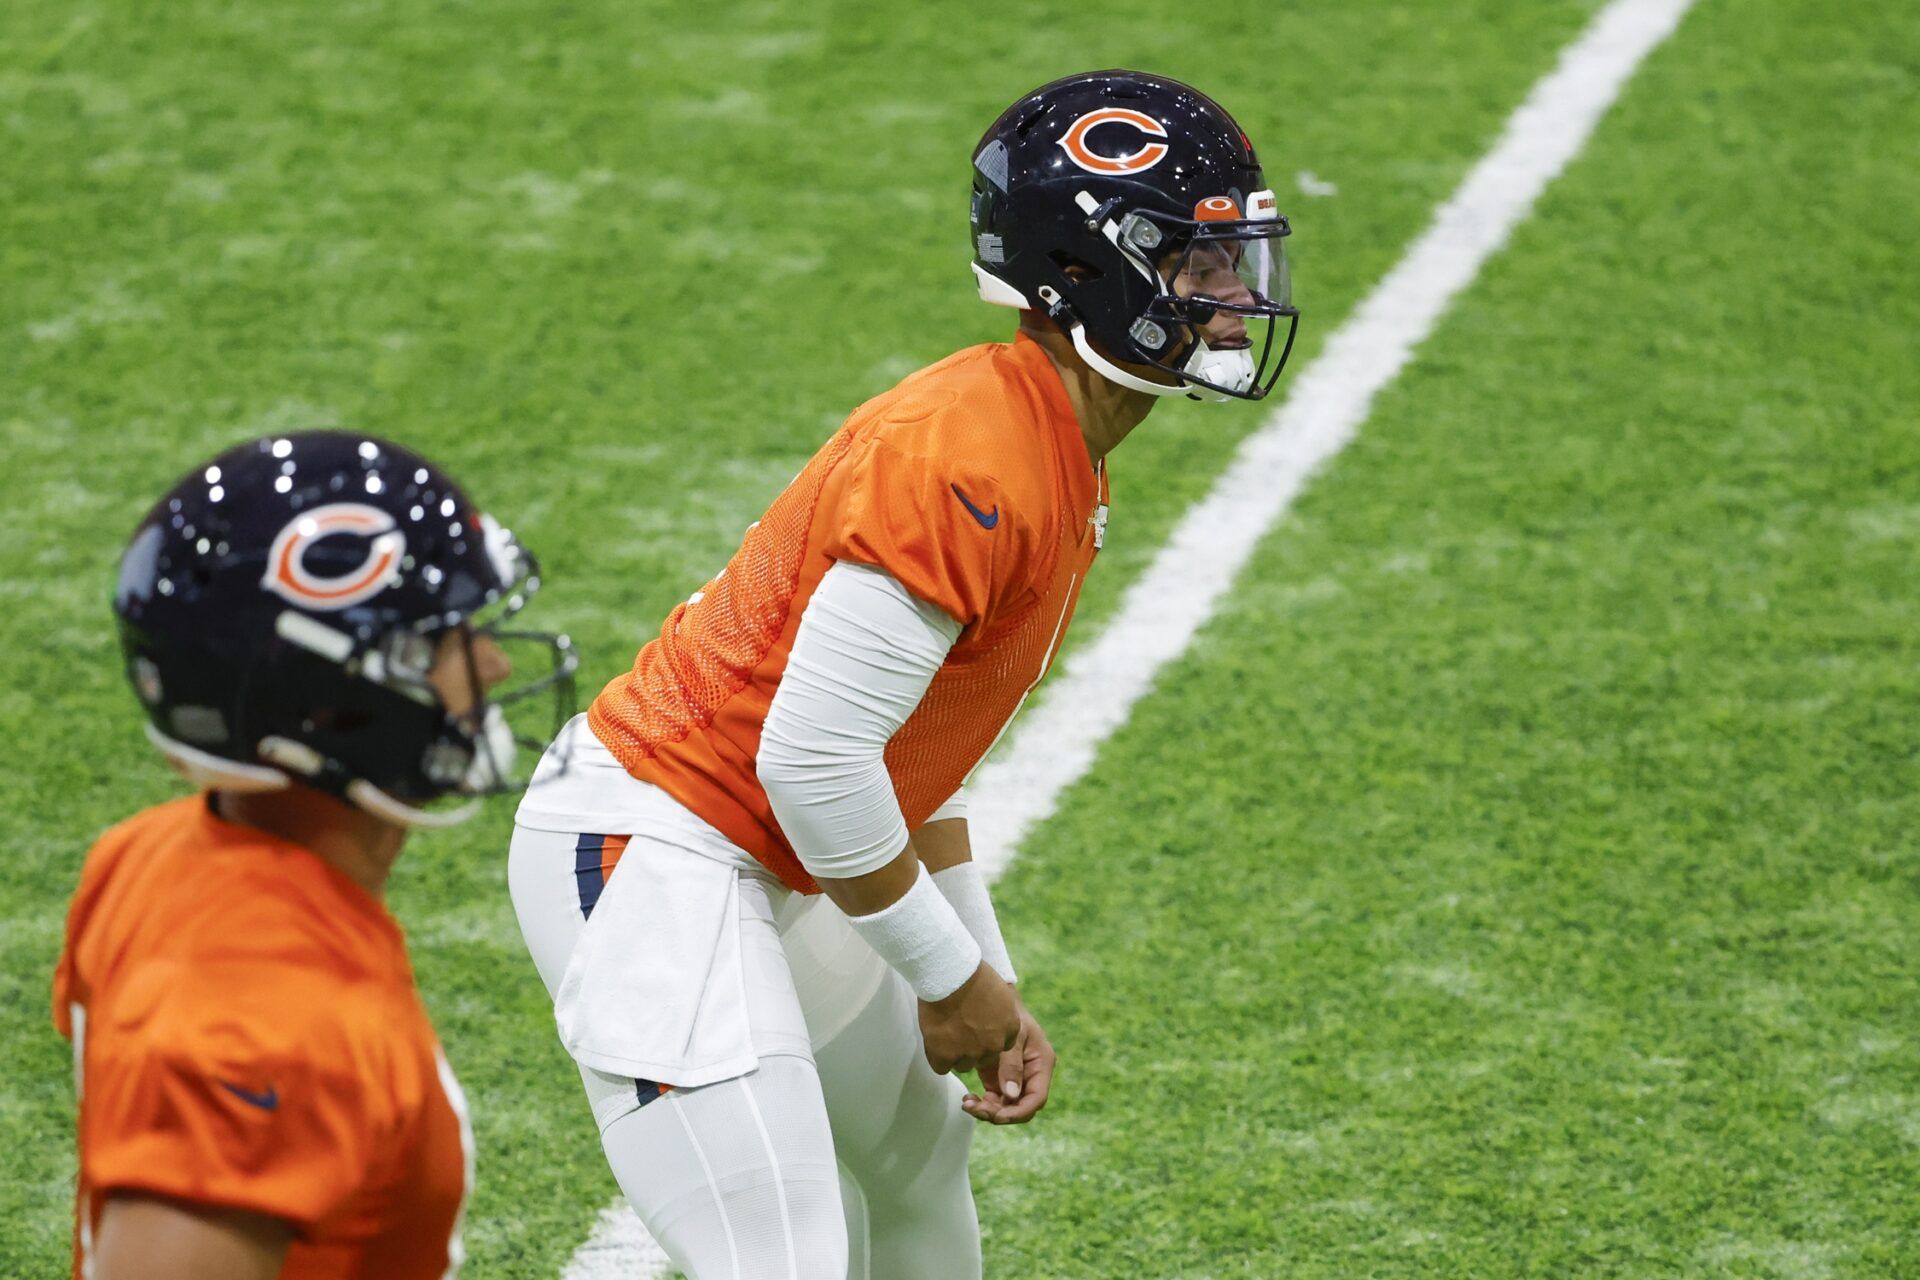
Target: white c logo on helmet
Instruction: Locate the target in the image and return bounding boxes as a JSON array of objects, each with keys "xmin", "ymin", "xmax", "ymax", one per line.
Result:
[
  {"xmin": 263, "ymin": 503, "xmax": 408, "ymax": 611},
  {"xmin": 1058, "ymin": 108, "xmax": 1170, "ymax": 175}
]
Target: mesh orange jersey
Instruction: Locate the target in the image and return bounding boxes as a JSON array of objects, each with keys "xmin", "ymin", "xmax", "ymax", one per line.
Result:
[
  {"xmin": 52, "ymin": 795, "xmax": 471, "ymax": 1280},
  {"xmin": 591, "ymin": 332, "xmax": 1107, "ymax": 892}
]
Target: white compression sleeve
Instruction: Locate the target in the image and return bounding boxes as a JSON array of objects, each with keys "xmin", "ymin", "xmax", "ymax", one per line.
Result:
[
  {"xmin": 926, "ymin": 785, "xmax": 969, "ymax": 825},
  {"xmin": 759, "ymin": 561, "xmax": 963, "ymax": 880},
  {"xmin": 930, "ymin": 862, "xmax": 1016, "ymax": 984}
]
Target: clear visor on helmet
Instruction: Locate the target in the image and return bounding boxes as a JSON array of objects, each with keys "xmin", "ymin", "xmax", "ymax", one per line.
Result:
[
  {"xmin": 1117, "ymin": 195, "xmax": 1298, "ymax": 400},
  {"xmin": 1168, "ymin": 220, "xmax": 1293, "ymax": 315}
]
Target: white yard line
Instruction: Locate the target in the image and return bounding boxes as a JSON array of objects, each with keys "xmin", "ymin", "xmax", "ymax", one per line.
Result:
[
  {"xmin": 563, "ymin": 0, "xmax": 1696, "ymax": 1272},
  {"xmin": 973, "ymin": 0, "xmax": 1696, "ymax": 875},
  {"xmin": 563, "ymin": 1202, "xmax": 679, "ymax": 1278}
]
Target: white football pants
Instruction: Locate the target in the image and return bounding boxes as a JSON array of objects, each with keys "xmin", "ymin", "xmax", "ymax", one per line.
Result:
[{"xmin": 508, "ymin": 823, "xmax": 980, "ymax": 1280}]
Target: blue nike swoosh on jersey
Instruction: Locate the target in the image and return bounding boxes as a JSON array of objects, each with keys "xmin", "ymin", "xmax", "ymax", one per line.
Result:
[
  {"xmin": 218, "ymin": 1081, "xmax": 279, "ymax": 1111},
  {"xmin": 950, "ymin": 483, "xmax": 999, "ymax": 529}
]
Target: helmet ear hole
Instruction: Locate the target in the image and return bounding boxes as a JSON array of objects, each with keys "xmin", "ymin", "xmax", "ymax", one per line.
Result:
[
  {"xmin": 1047, "ymin": 251, "xmax": 1104, "ymax": 283},
  {"xmin": 304, "ymin": 706, "xmax": 374, "ymax": 734}
]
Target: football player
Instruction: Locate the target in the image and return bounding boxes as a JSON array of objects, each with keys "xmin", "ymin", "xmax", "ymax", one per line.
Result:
[
  {"xmin": 54, "ymin": 432, "xmax": 576, "ymax": 1280},
  {"xmin": 508, "ymin": 69, "xmax": 1297, "ymax": 1279}
]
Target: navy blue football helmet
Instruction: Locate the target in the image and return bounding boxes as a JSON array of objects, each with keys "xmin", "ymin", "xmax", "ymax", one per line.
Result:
[
  {"xmin": 114, "ymin": 431, "xmax": 578, "ymax": 826},
  {"xmin": 970, "ymin": 69, "xmax": 1298, "ymax": 401}
]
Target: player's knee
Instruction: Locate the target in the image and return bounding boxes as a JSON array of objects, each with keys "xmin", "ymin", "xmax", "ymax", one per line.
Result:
[
  {"xmin": 922, "ymin": 1080, "xmax": 975, "ymax": 1177},
  {"xmin": 779, "ymin": 1200, "xmax": 852, "ymax": 1280},
  {"xmin": 860, "ymin": 1099, "xmax": 981, "ymax": 1280},
  {"xmin": 913, "ymin": 1070, "xmax": 977, "ymax": 1178},
  {"xmin": 858, "ymin": 1081, "xmax": 974, "ymax": 1225},
  {"xmin": 610, "ymin": 1117, "xmax": 850, "ymax": 1280}
]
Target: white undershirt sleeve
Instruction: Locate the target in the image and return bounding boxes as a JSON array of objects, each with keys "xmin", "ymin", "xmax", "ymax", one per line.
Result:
[
  {"xmin": 930, "ymin": 862, "xmax": 1016, "ymax": 984},
  {"xmin": 759, "ymin": 561, "xmax": 963, "ymax": 880}
]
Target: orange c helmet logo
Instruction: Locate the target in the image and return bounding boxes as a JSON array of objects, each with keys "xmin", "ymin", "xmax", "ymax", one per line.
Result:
[
  {"xmin": 1058, "ymin": 108, "xmax": 1170, "ymax": 176},
  {"xmin": 263, "ymin": 503, "xmax": 408, "ymax": 611}
]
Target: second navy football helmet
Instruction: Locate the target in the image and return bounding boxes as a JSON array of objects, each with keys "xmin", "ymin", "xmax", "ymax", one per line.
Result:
[{"xmin": 114, "ymin": 431, "xmax": 578, "ymax": 826}]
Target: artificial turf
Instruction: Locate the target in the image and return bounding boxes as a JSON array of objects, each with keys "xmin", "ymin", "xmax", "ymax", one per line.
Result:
[
  {"xmin": 5, "ymin": 0, "xmax": 1914, "ymax": 1275},
  {"xmin": 977, "ymin": 0, "xmax": 1920, "ymax": 1274}
]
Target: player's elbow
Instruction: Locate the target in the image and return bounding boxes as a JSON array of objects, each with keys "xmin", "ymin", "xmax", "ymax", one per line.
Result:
[{"xmin": 758, "ymin": 727, "xmax": 905, "ymax": 880}]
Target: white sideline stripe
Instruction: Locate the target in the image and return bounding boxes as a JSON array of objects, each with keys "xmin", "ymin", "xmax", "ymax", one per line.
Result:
[
  {"xmin": 561, "ymin": 1, "xmax": 1694, "ymax": 1273},
  {"xmin": 563, "ymin": 1202, "xmax": 678, "ymax": 1277},
  {"xmin": 971, "ymin": 0, "xmax": 1695, "ymax": 877}
]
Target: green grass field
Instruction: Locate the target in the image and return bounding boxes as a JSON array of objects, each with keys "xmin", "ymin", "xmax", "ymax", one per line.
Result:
[{"xmin": 4, "ymin": 0, "xmax": 1917, "ymax": 1276}]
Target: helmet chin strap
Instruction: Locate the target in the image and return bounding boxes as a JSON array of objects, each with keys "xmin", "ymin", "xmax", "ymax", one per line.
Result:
[
  {"xmin": 148, "ymin": 715, "xmax": 496, "ymax": 830},
  {"xmin": 1067, "ymin": 321, "xmax": 1257, "ymax": 402},
  {"xmin": 345, "ymin": 780, "xmax": 481, "ymax": 829},
  {"xmin": 147, "ymin": 723, "xmax": 292, "ymax": 793},
  {"xmin": 1012, "ymin": 277, "xmax": 1256, "ymax": 402},
  {"xmin": 1068, "ymin": 322, "xmax": 1189, "ymax": 398},
  {"xmin": 348, "ymin": 705, "xmax": 515, "ymax": 829}
]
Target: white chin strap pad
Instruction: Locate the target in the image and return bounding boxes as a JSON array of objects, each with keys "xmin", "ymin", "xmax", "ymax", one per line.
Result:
[
  {"xmin": 147, "ymin": 719, "xmax": 487, "ymax": 830},
  {"xmin": 463, "ymin": 704, "xmax": 518, "ymax": 793},
  {"xmin": 1181, "ymin": 340, "xmax": 1258, "ymax": 402},
  {"xmin": 360, "ymin": 706, "xmax": 512, "ymax": 828},
  {"xmin": 1069, "ymin": 320, "xmax": 1254, "ymax": 403}
]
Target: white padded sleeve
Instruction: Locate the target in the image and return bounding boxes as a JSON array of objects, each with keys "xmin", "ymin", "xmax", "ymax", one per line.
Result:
[{"xmin": 760, "ymin": 561, "xmax": 963, "ymax": 880}]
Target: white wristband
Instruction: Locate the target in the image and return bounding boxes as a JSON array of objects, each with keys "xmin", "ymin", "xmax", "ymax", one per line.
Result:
[
  {"xmin": 931, "ymin": 862, "xmax": 1016, "ymax": 984},
  {"xmin": 844, "ymin": 864, "xmax": 983, "ymax": 1002}
]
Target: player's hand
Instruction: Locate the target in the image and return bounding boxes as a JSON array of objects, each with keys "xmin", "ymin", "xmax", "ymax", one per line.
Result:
[
  {"xmin": 964, "ymin": 997, "xmax": 1055, "ymax": 1125},
  {"xmin": 918, "ymin": 962, "xmax": 1021, "ymax": 1076}
]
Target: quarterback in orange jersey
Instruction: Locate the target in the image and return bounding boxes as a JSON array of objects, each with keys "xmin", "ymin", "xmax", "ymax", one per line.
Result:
[
  {"xmin": 55, "ymin": 432, "xmax": 577, "ymax": 1280},
  {"xmin": 508, "ymin": 69, "xmax": 1298, "ymax": 1279}
]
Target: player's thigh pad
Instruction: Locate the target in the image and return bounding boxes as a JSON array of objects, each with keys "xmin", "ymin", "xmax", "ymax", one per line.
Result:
[{"xmin": 601, "ymin": 1053, "xmax": 849, "ymax": 1280}]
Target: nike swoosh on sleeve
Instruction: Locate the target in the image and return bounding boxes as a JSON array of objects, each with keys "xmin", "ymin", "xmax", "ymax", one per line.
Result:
[
  {"xmin": 218, "ymin": 1080, "xmax": 280, "ymax": 1110},
  {"xmin": 950, "ymin": 483, "xmax": 1000, "ymax": 530}
]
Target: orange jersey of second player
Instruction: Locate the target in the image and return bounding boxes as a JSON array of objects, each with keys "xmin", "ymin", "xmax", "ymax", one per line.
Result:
[
  {"xmin": 589, "ymin": 332, "xmax": 1108, "ymax": 892},
  {"xmin": 52, "ymin": 795, "xmax": 472, "ymax": 1280}
]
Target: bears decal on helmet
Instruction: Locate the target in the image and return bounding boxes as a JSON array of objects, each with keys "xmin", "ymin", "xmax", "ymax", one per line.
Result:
[
  {"xmin": 262, "ymin": 503, "xmax": 408, "ymax": 611},
  {"xmin": 1057, "ymin": 107, "xmax": 1171, "ymax": 175}
]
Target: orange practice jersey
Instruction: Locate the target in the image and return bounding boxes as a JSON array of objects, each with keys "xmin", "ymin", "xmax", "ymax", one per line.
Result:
[
  {"xmin": 52, "ymin": 796, "xmax": 471, "ymax": 1280},
  {"xmin": 591, "ymin": 333, "xmax": 1107, "ymax": 892}
]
